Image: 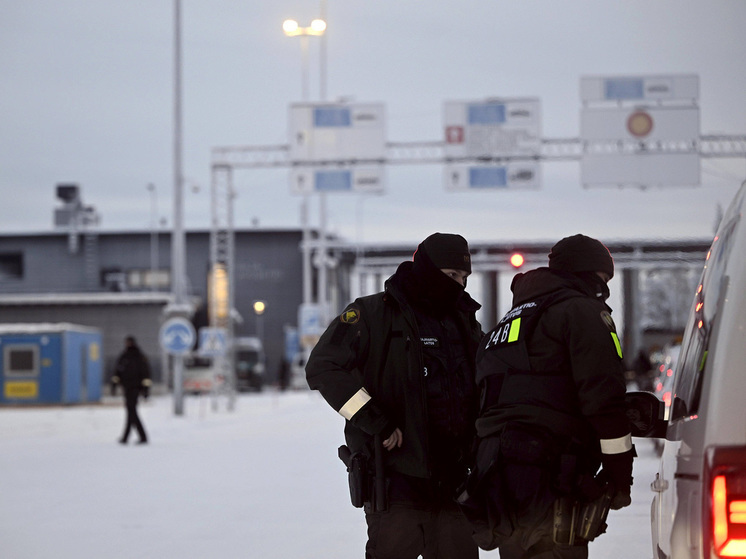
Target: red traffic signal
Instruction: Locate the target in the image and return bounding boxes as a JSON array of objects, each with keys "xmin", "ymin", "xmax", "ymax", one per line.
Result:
[{"xmin": 509, "ymin": 253, "xmax": 525, "ymax": 268}]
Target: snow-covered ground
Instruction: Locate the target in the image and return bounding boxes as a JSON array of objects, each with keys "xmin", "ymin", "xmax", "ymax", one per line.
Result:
[{"xmin": 0, "ymin": 392, "xmax": 658, "ymax": 558}]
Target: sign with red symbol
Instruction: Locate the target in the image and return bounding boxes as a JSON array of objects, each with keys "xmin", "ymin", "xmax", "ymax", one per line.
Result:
[
  {"xmin": 579, "ymin": 74, "xmax": 700, "ymax": 187},
  {"xmin": 445, "ymin": 126, "xmax": 464, "ymax": 144},
  {"xmin": 581, "ymin": 106, "xmax": 697, "ymax": 142},
  {"xmin": 627, "ymin": 111, "xmax": 654, "ymax": 138}
]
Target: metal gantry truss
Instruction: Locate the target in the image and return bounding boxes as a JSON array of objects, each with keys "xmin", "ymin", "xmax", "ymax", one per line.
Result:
[
  {"xmin": 212, "ymin": 135, "xmax": 746, "ymax": 168},
  {"xmin": 210, "ymin": 131, "xmax": 746, "ymax": 301},
  {"xmin": 209, "ymin": 134, "xmax": 746, "ymax": 367},
  {"xmin": 209, "ymin": 163, "xmax": 237, "ymax": 409}
]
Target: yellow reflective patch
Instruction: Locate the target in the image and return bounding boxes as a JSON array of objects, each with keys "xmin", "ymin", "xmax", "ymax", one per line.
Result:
[
  {"xmin": 4, "ymin": 381, "xmax": 38, "ymax": 399},
  {"xmin": 340, "ymin": 309, "xmax": 360, "ymax": 324},
  {"xmin": 508, "ymin": 317, "xmax": 521, "ymax": 343},
  {"xmin": 699, "ymin": 350, "xmax": 708, "ymax": 372},
  {"xmin": 610, "ymin": 332, "xmax": 623, "ymax": 359}
]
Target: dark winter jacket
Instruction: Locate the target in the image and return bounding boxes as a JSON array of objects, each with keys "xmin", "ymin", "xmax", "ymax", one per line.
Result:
[
  {"xmin": 113, "ymin": 346, "xmax": 151, "ymax": 391},
  {"xmin": 475, "ymin": 267, "xmax": 629, "ymax": 457},
  {"xmin": 306, "ymin": 261, "xmax": 482, "ymax": 479}
]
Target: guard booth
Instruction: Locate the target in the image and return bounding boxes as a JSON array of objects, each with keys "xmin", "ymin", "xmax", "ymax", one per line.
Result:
[{"xmin": 0, "ymin": 323, "xmax": 103, "ymax": 405}]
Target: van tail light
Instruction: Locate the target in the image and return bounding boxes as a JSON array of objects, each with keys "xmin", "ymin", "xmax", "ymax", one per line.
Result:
[{"xmin": 705, "ymin": 447, "xmax": 746, "ymax": 557}]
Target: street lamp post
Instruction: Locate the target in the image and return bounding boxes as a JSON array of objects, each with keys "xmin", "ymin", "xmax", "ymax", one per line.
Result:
[
  {"xmin": 282, "ymin": 18, "xmax": 327, "ymax": 101},
  {"xmin": 282, "ymin": 15, "xmax": 328, "ymax": 315},
  {"xmin": 253, "ymin": 300, "xmax": 266, "ymax": 353}
]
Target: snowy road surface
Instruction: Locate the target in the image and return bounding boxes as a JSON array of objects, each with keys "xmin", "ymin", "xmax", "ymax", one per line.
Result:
[{"xmin": 0, "ymin": 392, "xmax": 658, "ymax": 558}]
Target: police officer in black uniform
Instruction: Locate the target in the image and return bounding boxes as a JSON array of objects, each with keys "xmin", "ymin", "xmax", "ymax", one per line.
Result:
[
  {"xmin": 463, "ymin": 234, "xmax": 634, "ymax": 559},
  {"xmin": 306, "ymin": 233, "xmax": 483, "ymax": 559},
  {"xmin": 112, "ymin": 336, "xmax": 152, "ymax": 445}
]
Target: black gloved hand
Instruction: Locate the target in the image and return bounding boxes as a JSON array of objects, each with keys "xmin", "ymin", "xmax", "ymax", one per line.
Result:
[{"xmin": 600, "ymin": 446, "xmax": 636, "ymax": 510}]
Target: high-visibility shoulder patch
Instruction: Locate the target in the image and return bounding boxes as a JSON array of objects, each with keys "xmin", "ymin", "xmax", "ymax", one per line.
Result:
[
  {"xmin": 600, "ymin": 310, "xmax": 616, "ymax": 331},
  {"xmin": 340, "ymin": 309, "xmax": 360, "ymax": 324}
]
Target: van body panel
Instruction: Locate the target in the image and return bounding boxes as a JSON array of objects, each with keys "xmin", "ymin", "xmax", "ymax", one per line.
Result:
[{"xmin": 651, "ymin": 181, "xmax": 746, "ymax": 559}]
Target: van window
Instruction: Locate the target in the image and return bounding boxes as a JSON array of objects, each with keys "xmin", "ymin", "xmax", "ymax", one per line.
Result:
[{"xmin": 671, "ymin": 215, "xmax": 740, "ymax": 420}]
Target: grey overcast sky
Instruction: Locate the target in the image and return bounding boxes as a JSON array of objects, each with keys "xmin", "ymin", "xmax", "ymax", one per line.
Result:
[{"xmin": 1, "ymin": 1, "xmax": 745, "ymax": 245}]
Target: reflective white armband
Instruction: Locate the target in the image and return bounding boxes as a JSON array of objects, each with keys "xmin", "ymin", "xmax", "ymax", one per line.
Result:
[
  {"xmin": 339, "ymin": 388, "xmax": 371, "ymax": 420},
  {"xmin": 600, "ymin": 433, "xmax": 633, "ymax": 455}
]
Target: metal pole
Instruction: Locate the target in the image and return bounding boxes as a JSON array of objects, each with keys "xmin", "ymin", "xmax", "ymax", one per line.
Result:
[
  {"xmin": 302, "ymin": 197, "xmax": 312, "ymax": 304},
  {"xmin": 300, "ymin": 32, "xmax": 312, "ymax": 307},
  {"xmin": 320, "ymin": 0, "xmax": 327, "ymax": 102},
  {"xmin": 318, "ymin": 191, "xmax": 328, "ymax": 321},
  {"xmin": 226, "ymin": 171, "xmax": 236, "ymax": 411},
  {"xmin": 148, "ymin": 183, "xmax": 157, "ymax": 289},
  {"xmin": 316, "ymin": 3, "xmax": 328, "ymax": 319},
  {"xmin": 300, "ymin": 35, "xmax": 310, "ymax": 103},
  {"xmin": 172, "ymin": 0, "xmax": 186, "ymax": 416}
]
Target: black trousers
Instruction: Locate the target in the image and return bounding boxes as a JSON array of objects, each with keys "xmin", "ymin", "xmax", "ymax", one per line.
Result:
[
  {"xmin": 364, "ymin": 474, "xmax": 478, "ymax": 559},
  {"xmin": 486, "ymin": 431, "xmax": 589, "ymax": 559},
  {"xmin": 121, "ymin": 388, "xmax": 147, "ymax": 442}
]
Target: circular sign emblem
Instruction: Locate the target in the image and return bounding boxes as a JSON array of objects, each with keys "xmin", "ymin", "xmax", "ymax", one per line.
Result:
[
  {"xmin": 159, "ymin": 317, "xmax": 196, "ymax": 355},
  {"xmin": 627, "ymin": 111, "xmax": 654, "ymax": 138}
]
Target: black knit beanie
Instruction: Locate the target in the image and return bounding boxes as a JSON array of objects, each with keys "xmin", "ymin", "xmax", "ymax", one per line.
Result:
[
  {"xmin": 415, "ymin": 233, "xmax": 472, "ymax": 274},
  {"xmin": 548, "ymin": 234, "xmax": 614, "ymax": 279}
]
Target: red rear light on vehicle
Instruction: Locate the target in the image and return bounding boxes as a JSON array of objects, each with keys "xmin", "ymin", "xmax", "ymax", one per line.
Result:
[{"xmin": 705, "ymin": 447, "xmax": 746, "ymax": 557}]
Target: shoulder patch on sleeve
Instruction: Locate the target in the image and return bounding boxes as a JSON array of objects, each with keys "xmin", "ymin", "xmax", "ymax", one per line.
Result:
[
  {"xmin": 600, "ymin": 310, "xmax": 616, "ymax": 331},
  {"xmin": 340, "ymin": 308, "xmax": 360, "ymax": 324}
]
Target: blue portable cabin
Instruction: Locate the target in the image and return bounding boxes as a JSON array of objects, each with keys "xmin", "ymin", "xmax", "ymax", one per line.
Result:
[{"xmin": 0, "ymin": 323, "xmax": 103, "ymax": 405}]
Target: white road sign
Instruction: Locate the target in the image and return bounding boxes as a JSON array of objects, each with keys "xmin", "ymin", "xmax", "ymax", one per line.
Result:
[
  {"xmin": 289, "ymin": 103, "xmax": 386, "ymax": 162},
  {"xmin": 582, "ymin": 152, "xmax": 700, "ymax": 188},
  {"xmin": 581, "ymin": 106, "xmax": 699, "ymax": 142},
  {"xmin": 444, "ymin": 162, "xmax": 540, "ymax": 191},
  {"xmin": 443, "ymin": 98, "xmax": 541, "ymax": 158},
  {"xmin": 290, "ymin": 166, "xmax": 384, "ymax": 195},
  {"xmin": 298, "ymin": 303, "xmax": 326, "ymax": 349},
  {"xmin": 198, "ymin": 327, "xmax": 227, "ymax": 357},
  {"xmin": 580, "ymin": 75, "xmax": 699, "ymax": 103},
  {"xmin": 580, "ymin": 74, "xmax": 701, "ymax": 187}
]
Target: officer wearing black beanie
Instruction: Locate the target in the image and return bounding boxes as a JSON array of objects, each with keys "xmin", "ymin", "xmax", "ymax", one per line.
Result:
[
  {"xmin": 464, "ymin": 234, "xmax": 633, "ymax": 557},
  {"xmin": 548, "ymin": 233, "xmax": 615, "ymax": 302},
  {"xmin": 548, "ymin": 233, "xmax": 614, "ymax": 279},
  {"xmin": 307, "ymin": 232, "xmax": 482, "ymax": 559},
  {"xmin": 409, "ymin": 233, "xmax": 472, "ymax": 315}
]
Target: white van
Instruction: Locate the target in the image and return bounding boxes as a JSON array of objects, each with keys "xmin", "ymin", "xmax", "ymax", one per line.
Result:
[{"xmin": 650, "ymin": 181, "xmax": 746, "ymax": 559}]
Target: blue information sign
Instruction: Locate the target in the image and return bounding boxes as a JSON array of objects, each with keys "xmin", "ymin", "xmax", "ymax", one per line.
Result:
[
  {"xmin": 315, "ymin": 170, "xmax": 353, "ymax": 191},
  {"xmin": 159, "ymin": 318, "xmax": 196, "ymax": 356},
  {"xmin": 604, "ymin": 78, "xmax": 645, "ymax": 100},
  {"xmin": 468, "ymin": 103, "xmax": 506, "ymax": 125},
  {"xmin": 469, "ymin": 167, "xmax": 507, "ymax": 188},
  {"xmin": 314, "ymin": 107, "xmax": 351, "ymax": 127}
]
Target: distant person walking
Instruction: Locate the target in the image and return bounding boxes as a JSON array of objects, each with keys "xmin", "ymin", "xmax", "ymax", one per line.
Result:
[{"xmin": 112, "ymin": 336, "xmax": 152, "ymax": 445}]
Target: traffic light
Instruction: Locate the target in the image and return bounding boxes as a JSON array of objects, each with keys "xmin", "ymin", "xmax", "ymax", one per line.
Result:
[{"xmin": 509, "ymin": 252, "xmax": 525, "ymax": 269}]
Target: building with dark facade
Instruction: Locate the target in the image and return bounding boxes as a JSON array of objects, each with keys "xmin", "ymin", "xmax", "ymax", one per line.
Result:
[
  {"xmin": 0, "ymin": 225, "xmax": 713, "ymax": 395},
  {"xmin": 0, "ymin": 228, "xmax": 304, "ymax": 387}
]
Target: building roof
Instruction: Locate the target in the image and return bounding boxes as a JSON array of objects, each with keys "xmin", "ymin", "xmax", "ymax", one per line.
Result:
[
  {"xmin": 0, "ymin": 322, "xmax": 100, "ymax": 334},
  {"xmin": 0, "ymin": 292, "xmax": 174, "ymax": 306}
]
